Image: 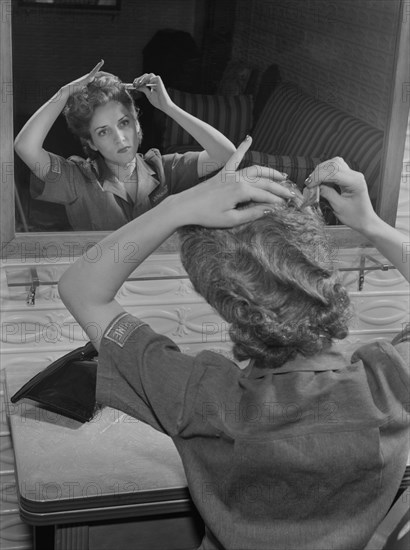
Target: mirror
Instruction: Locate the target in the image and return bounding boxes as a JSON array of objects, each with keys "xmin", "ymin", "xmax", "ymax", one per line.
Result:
[{"xmin": 1, "ymin": 0, "xmax": 409, "ymax": 258}]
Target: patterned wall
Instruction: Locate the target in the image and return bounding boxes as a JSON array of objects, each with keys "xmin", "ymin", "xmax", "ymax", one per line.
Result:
[{"xmin": 232, "ymin": 0, "xmax": 401, "ymax": 130}]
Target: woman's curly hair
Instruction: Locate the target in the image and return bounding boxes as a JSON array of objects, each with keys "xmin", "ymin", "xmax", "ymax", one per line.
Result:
[
  {"xmin": 63, "ymin": 71, "xmax": 141, "ymax": 159},
  {"xmin": 178, "ymin": 196, "xmax": 352, "ymax": 368}
]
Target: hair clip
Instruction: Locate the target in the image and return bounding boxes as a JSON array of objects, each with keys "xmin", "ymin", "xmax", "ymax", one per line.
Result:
[
  {"xmin": 301, "ymin": 185, "xmax": 320, "ymax": 208},
  {"xmin": 124, "ymin": 83, "xmax": 155, "ymax": 91}
]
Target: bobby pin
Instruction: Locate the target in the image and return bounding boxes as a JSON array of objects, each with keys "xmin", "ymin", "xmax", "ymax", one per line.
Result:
[{"xmin": 124, "ymin": 83, "xmax": 155, "ymax": 91}]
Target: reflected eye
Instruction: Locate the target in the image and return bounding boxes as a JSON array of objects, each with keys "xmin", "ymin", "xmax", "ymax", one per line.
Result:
[
  {"xmin": 98, "ymin": 129, "xmax": 107, "ymax": 137},
  {"xmin": 119, "ymin": 119, "xmax": 129, "ymax": 127}
]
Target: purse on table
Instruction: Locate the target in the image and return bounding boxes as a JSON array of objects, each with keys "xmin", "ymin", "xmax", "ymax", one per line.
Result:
[{"xmin": 10, "ymin": 341, "xmax": 99, "ymax": 423}]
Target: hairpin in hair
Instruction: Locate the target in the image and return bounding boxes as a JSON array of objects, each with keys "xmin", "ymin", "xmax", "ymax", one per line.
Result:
[
  {"xmin": 124, "ymin": 83, "xmax": 155, "ymax": 91},
  {"xmin": 301, "ymin": 185, "xmax": 320, "ymax": 208}
]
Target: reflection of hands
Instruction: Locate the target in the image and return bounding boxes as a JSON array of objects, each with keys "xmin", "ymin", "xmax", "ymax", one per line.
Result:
[
  {"xmin": 132, "ymin": 73, "xmax": 172, "ymax": 112},
  {"xmin": 173, "ymin": 136, "xmax": 296, "ymax": 228},
  {"xmin": 62, "ymin": 60, "xmax": 104, "ymax": 96},
  {"xmin": 305, "ymin": 157, "xmax": 377, "ymax": 232}
]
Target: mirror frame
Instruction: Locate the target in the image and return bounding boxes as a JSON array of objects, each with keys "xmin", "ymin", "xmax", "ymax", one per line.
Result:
[{"xmin": 1, "ymin": 0, "xmax": 409, "ymax": 259}]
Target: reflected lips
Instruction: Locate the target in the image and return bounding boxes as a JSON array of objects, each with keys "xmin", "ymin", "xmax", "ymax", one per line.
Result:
[{"xmin": 118, "ymin": 146, "xmax": 130, "ymax": 153}]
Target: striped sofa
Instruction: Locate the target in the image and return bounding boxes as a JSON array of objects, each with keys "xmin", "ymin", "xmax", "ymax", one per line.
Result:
[{"xmin": 162, "ymin": 82, "xmax": 384, "ymax": 202}]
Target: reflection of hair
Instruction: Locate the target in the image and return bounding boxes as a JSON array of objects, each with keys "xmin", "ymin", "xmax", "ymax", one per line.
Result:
[
  {"xmin": 64, "ymin": 72, "xmax": 141, "ymax": 159},
  {"xmin": 179, "ymin": 201, "xmax": 351, "ymax": 368}
]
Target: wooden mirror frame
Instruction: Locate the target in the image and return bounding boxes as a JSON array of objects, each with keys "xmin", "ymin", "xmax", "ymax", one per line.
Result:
[{"xmin": 1, "ymin": 1, "xmax": 409, "ymax": 259}]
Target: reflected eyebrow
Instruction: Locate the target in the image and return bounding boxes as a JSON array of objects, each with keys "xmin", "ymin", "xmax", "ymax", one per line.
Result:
[
  {"xmin": 93, "ymin": 115, "xmax": 128, "ymax": 133},
  {"xmin": 93, "ymin": 125, "xmax": 107, "ymax": 132}
]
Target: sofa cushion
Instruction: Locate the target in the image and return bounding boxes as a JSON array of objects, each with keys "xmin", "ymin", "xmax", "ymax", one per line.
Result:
[
  {"xmin": 320, "ymin": 115, "xmax": 384, "ymax": 201},
  {"xmin": 162, "ymin": 89, "xmax": 254, "ymax": 151},
  {"xmin": 252, "ymin": 81, "xmax": 383, "ymax": 200},
  {"xmin": 277, "ymin": 91, "xmax": 347, "ymax": 157},
  {"xmin": 239, "ymin": 151, "xmax": 323, "ymax": 188},
  {"xmin": 251, "ymin": 83, "xmax": 302, "ymax": 154}
]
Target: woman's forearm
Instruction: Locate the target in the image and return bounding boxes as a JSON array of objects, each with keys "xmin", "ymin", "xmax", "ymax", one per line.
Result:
[
  {"xmin": 163, "ymin": 103, "xmax": 236, "ymax": 163},
  {"xmin": 14, "ymin": 86, "xmax": 70, "ymax": 175},
  {"xmin": 59, "ymin": 195, "xmax": 181, "ymax": 310},
  {"xmin": 361, "ymin": 216, "xmax": 410, "ymax": 282},
  {"xmin": 58, "ymin": 137, "xmax": 293, "ymax": 348}
]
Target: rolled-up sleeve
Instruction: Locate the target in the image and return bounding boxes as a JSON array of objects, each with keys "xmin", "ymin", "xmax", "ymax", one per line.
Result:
[
  {"xmin": 162, "ymin": 151, "xmax": 201, "ymax": 194},
  {"xmin": 30, "ymin": 152, "xmax": 85, "ymax": 204},
  {"xmin": 96, "ymin": 313, "xmax": 201, "ymax": 436}
]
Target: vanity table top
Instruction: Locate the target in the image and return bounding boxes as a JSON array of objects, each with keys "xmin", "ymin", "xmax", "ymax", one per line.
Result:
[{"xmin": 5, "ymin": 364, "xmax": 190, "ymax": 525}]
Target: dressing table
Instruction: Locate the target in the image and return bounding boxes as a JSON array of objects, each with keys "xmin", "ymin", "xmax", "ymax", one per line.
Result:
[{"xmin": 5, "ymin": 364, "xmax": 204, "ymax": 550}]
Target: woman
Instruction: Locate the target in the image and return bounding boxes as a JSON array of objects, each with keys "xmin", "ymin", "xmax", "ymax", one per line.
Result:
[
  {"xmin": 14, "ymin": 60, "xmax": 251, "ymax": 230},
  {"xmin": 59, "ymin": 140, "xmax": 409, "ymax": 550}
]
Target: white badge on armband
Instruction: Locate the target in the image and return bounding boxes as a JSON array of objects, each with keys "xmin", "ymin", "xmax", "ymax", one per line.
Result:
[
  {"xmin": 104, "ymin": 313, "xmax": 147, "ymax": 347},
  {"xmin": 50, "ymin": 155, "xmax": 62, "ymax": 174}
]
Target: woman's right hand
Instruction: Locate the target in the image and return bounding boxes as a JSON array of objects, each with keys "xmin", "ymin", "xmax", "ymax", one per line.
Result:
[
  {"xmin": 173, "ymin": 136, "xmax": 296, "ymax": 228},
  {"xmin": 61, "ymin": 59, "xmax": 105, "ymax": 97},
  {"xmin": 14, "ymin": 60, "xmax": 104, "ymax": 179},
  {"xmin": 305, "ymin": 157, "xmax": 378, "ymax": 233}
]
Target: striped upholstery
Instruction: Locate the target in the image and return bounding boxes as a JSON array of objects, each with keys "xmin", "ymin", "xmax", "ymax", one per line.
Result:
[
  {"xmin": 251, "ymin": 82, "xmax": 383, "ymax": 199},
  {"xmin": 162, "ymin": 89, "xmax": 254, "ymax": 151},
  {"xmin": 239, "ymin": 151, "xmax": 322, "ymax": 188},
  {"xmin": 161, "ymin": 82, "xmax": 383, "ymax": 200},
  {"xmin": 277, "ymin": 91, "xmax": 347, "ymax": 157},
  {"xmin": 252, "ymin": 83, "xmax": 302, "ymax": 153},
  {"xmin": 321, "ymin": 115, "xmax": 384, "ymax": 201}
]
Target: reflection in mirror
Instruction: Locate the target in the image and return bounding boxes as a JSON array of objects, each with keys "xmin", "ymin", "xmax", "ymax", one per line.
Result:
[{"xmin": 10, "ymin": 0, "xmax": 410, "ymax": 235}]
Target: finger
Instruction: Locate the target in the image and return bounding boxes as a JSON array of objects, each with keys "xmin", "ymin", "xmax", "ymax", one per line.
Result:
[
  {"xmin": 248, "ymin": 177, "xmax": 296, "ymax": 199},
  {"xmin": 242, "ymin": 185, "xmax": 288, "ymax": 206},
  {"xmin": 136, "ymin": 84, "xmax": 155, "ymax": 97},
  {"xmin": 241, "ymin": 164, "xmax": 288, "ymax": 182},
  {"xmin": 305, "ymin": 159, "xmax": 342, "ymax": 187},
  {"xmin": 133, "ymin": 75, "xmax": 156, "ymax": 93},
  {"xmin": 302, "ymin": 184, "xmax": 320, "ymax": 207},
  {"xmin": 140, "ymin": 73, "xmax": 156, "ymax": 86},
  {"xmin": 89, "ymin": 59, "xmax": 104, "ymax": 79},
  {"xmin": 133, "ymin": 74, "xmax": 149, "ymax": 88},
  {"xmin": 227, "ymin": 205, "xmax": 277, "ymax": 226},
  {"xmin": 224, "ymin": 136, "xmax": 253, "ymax": 173},
  {"xmin": 319, "ymin": 184, "xmax": 341, "ymax": 205}
]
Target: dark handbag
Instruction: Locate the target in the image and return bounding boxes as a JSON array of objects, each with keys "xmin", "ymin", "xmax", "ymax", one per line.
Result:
[{"xmin": 10, "ymin": 341, "xmax": 99, "ymax": 423}]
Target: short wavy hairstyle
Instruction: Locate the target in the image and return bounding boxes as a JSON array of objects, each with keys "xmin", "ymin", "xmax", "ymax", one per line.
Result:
[
  {"xmin": 63, "ymin": 71, "xmax": 141, "ymax": 159},
  {"xmin": 179, "ymin": 195, "xmax": 351, "ymax": 368}
]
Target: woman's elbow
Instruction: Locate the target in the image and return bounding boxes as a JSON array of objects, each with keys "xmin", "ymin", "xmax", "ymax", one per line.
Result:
[
  {"xmin": 13, "ymin": 136, "xmax": 33, "ymax": 164},
  {"xmin": 14, "ymin": 135, "xmax": 24, "ymax": 157},
  {"xmin": 58, "ymin": 272, "xmax": 72, "ymax": 308},
  {"xmin": 225, "ymin": 143, "xmax": 236, "ymax": 158}
]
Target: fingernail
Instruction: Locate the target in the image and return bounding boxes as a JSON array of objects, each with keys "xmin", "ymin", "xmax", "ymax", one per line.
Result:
[
  {"xmin": 289, "ymin": 191, "xmax": 296, "ymax": 196},
  {"xmin": 305, "ymin": 176, "xmax": 312, "ymax": 184},
  {"xmin": 263, "ymin": 209, "xmax": 272, "ymax": 215},
  {"xmin": 281, "ymin": 172, "xmax": 288, "ymax": 178},
  {"xmin": 245, "ymin": 135, "xmax": 251, "ymax": 141}
]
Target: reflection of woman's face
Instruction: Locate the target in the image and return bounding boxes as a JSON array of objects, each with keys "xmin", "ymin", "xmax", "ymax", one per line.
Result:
[{"xmin": 87, "ymin": 101, "xmax": 139, "ymax": 167}]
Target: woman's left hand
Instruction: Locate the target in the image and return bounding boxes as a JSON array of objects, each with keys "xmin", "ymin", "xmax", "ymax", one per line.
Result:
[{"xmin": 133, "ymin": 73, "xmax": 172, "ymax": 112}]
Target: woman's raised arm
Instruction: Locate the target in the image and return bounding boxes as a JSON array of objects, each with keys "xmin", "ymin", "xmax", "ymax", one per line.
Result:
[
  {"xmin": 58, "ymin": 137, "xmax": 295, "ymax": 350},
  {"xmin": 14, "ymin": 60, "xmax": 104, "ymax": 181},
  {"xmin": 306, "ymin": 157, "xmax": 409, "ymax": 282}
]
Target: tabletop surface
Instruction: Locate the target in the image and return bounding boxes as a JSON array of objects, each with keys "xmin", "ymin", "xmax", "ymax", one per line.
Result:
[{"xmin": 5, "ymin": 365, "xmax": 188, "ymax": 517}]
